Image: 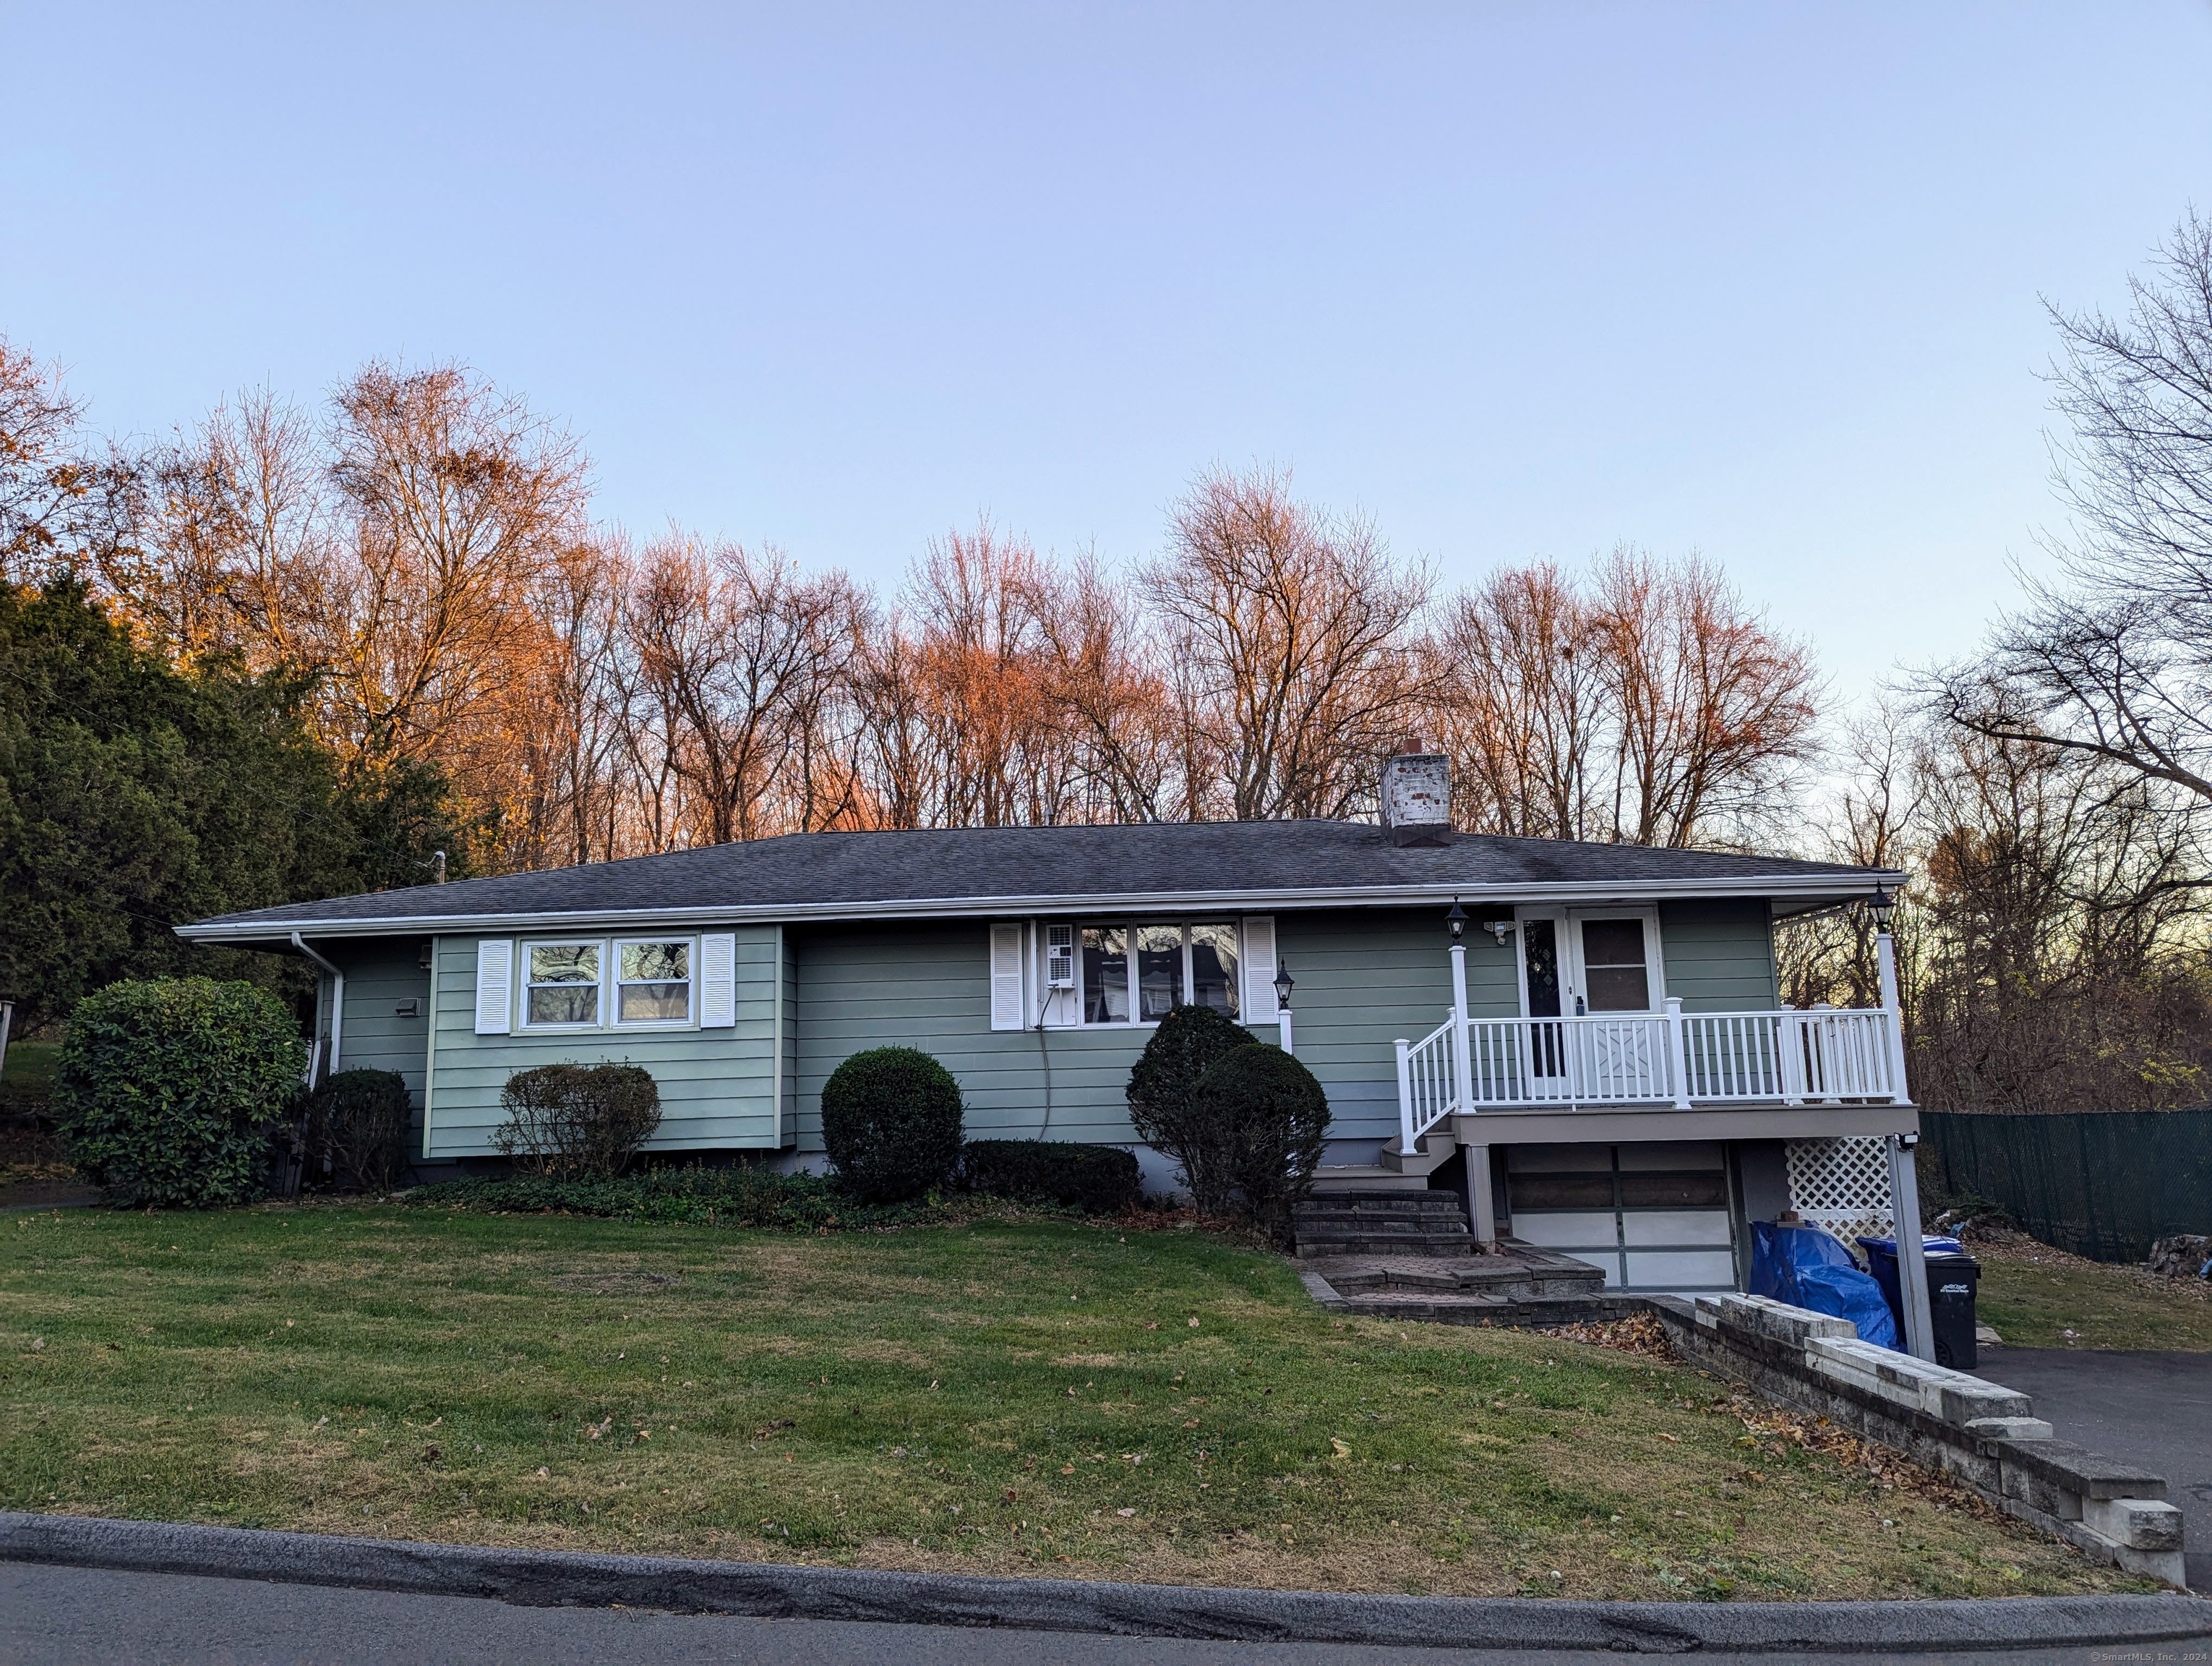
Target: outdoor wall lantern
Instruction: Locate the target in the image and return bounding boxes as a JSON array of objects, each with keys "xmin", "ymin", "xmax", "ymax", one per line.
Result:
[
  {"xmin": 1868, "ymin": 884, "xmax": 1897, "ymax": 931},
  {"xmin": 1272, "ymin": 961, "xmax": 1295, "ymax": 1009},
  {"xmin": 1446, "ymin": 900, "xmax": 1467, "ymax": 942}
]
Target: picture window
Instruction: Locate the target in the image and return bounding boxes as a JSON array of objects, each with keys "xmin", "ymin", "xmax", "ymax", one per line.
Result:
[{"xmin": 1071, "ymin": 920, "xmax": 1240, "ymax": 1025}]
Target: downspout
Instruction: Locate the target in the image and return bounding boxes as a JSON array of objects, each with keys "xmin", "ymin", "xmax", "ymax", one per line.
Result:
[{"xmin": 291, "ymin": 933, "xmax": 343, "ymax": 1085}]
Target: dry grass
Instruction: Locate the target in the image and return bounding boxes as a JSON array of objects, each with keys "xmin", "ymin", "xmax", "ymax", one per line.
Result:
[
  {"xmin": 0, "ymin": 1204, "xmax": 2154, "ymax": 1600},
  {"xmin": 1965, "ymin": 1225, "xmax": 2212, "ymax": 1351}
]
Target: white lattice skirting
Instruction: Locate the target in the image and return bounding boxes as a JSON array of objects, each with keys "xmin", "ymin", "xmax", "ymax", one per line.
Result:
[{"xmin": 1786, "ymin": 1136, "xmax": 1895, "ymax": 1244}]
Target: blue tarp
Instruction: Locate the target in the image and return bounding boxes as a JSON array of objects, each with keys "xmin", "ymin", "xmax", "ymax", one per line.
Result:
[
  {"xmin": 1749, "ymin": 1221, "xmax": 1900, "ymax": 1350},
  {"xmin": 1858, "ymin": 1235, "xmax": 1966, "ymax": 1349}
]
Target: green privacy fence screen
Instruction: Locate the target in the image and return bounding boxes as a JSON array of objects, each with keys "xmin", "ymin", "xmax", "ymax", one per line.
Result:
[{"xmin": 1920, "ymin": 1108, "xmax": 2212, "ymax": 1264}]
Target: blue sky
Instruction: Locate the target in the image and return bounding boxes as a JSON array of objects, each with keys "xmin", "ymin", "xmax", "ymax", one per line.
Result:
[{"xmin": 4, "ymin": 2, "xmax": 2210, "ymax": 700}]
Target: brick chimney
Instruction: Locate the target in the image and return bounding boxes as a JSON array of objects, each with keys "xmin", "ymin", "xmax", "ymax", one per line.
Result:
[{"xmin": 1380, "ymin": 748, "xmax": 1452, "ymax": 847}]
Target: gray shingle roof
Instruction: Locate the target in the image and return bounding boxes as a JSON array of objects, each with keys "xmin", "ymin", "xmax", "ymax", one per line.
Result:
[{"xmin": 178, "ymin": 820, "xmax": 1898, "ymax": 940}]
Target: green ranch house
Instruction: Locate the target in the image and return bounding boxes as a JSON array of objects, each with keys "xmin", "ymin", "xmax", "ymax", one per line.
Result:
[{"xmin": 179, "ymin": 753, "xmax": 1921, "ymax": 1295}]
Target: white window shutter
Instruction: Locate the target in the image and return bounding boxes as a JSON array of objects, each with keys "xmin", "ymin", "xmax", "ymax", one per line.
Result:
[
  {"xmin": 474, "ymin": 939, "xmax": 513, "ymax": 1035},
  {"xmin": 700, "ymin": 934, "xmax": 738, "ymax": 1027},
  {"xmin": 990, "ymin": 923, "xmax": 1026, "ymax": 1030},
  {"xmin": 1241, "ymin": 916, "xmax": 1279, "ymax": 1022}
]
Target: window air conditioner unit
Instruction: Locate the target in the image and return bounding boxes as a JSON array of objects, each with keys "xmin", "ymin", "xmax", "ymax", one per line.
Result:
[{"xmin": 1045, "ymin": 924, "xmax": 1076, "ymax": 989}]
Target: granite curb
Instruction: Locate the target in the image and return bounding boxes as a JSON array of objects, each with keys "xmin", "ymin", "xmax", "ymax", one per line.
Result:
[{"xmin": 4, "ymin": 1512, "xmax": 2208, "ymax": 1652}]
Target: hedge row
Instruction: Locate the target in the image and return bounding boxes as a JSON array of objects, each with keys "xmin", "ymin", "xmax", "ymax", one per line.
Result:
[{"xmin": 402, "ymin": 1146, "xmax": 1141, "ymax": 1229}]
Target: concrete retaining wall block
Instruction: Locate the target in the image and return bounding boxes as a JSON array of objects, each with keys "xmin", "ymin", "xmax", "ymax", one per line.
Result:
[
  {"xmin": 1648, "ymin": 1295, "xmax": 2190, "ymax": 1592},
  {"xmin": 2083, "ymin": 1498, "xmax": 2187, "ymax": 1555}
]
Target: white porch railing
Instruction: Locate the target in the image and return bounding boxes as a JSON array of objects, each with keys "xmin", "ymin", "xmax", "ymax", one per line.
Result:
[{"xmin": 1394, "ymin": 999, "xmax": 1908, "ymax": 1151}]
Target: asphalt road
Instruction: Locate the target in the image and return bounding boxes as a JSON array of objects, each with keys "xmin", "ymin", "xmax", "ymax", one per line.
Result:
[
  {"xmin": 1981, "ymin": 1346, "xmax": 2212, "ymax": 1594},
  {"xmin": 1, "ymin": 1563, "xmax": 2197, "ymax": 1666}
]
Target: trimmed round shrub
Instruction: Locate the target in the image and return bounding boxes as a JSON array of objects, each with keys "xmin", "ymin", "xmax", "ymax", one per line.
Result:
[
  {"xmin": 304, "ymin": 1067, "xmax": 413, "ymax": 1194},
  {"xmin": 959, "ymin": 1139, "xmax": 1141, "ymax": 1213},
  {"xmin": 494, "ymin": 1063, "xmax": 661, "ymax": 1179},
  {"xmin": 820, "ymin": 1046, "xmax": 965, "ymax": 1202},
  {"xmin": 54, "ymin": 977, "xmax": 308, "ymax": 1208},
  {"xmin": 1194, "ymin": 1044, "xmax": 1332, "ymax": 1245},
  {"xmin": 1126, "ymin": 1003, "xmax": 1258, "ymax": 1216}
]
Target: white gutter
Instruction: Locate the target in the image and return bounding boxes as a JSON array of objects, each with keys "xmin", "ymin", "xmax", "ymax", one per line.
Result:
[
  {"xmin": 291, "ymin": 932, "xmax": 343, "ymax": 1083},
  {"xmin": 180, "ymin": 870, "xmax": 1908, "ymax": 944}
]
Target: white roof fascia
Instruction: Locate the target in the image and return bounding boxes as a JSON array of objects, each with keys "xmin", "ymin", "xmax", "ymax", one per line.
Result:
[{"xmin": 177, "ymin": 870, "xmax": 1907, "ymax": 943}]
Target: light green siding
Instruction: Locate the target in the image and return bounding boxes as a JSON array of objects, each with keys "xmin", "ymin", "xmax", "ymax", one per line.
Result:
[
  {"xmin": 792, "ymin": 909, "xmax": 1504, "ymax": 1152},
  {"xmin": 793, "ymin": 920, "xmax": 1149, "ymax": 1149},
  {"xmin": 323, "ymin": 938, "xmax": 432, "ymax": 1101},
  {"xmin": 1658, "ymin": 900, "xmax": 1780, "ymax": 1011},
  {"xmin": 372, "ymin": 897, "xmax": 1784, "ymax": 1161},
  {"xmin": 778, "ymin": 928, "xmax": 798, "ymax": 1146},
  {"xmin": 421, "ymin": 930, "xmax": 784, "ymax": 1158},
  {"xmin": 1274, "ymin": 909, "xmax": 1512, "ymax": 1142}
]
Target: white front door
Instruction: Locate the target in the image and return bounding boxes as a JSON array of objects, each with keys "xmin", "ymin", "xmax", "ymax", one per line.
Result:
[
  {"xmin": 1517, "ymin": 909, "xmax": 1667, "ymax": 1103},
  {"xmin": 1567, "ymin": 910, "xmax": 1663, "ymax": 1100}
]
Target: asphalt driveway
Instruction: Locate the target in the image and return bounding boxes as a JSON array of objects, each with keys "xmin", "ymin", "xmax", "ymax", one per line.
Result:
[{"xmin": 1979, "ymin": 1345, "xmax": 2212, "ymax": 1593}]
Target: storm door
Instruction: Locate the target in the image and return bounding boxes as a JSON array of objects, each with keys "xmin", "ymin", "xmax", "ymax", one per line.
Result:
[
  {"xmin": 1514, "ymin": 915, "xmax": 1568, "ymax": 1100},
  {"xmin": 1567, "ymin": 912, "xmax": 1663, "ymax": 1101},
  {"xmin": 1517, "ymin": 909, "xmax": 1667, "ymax": 1103}
]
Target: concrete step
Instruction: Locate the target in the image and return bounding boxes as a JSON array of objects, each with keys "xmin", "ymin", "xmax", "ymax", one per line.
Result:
[
  {"xmin": 1298, "ymin": 1189, "xmax": 1470, "ymax": 1216},
  {"xmin": 1324, "ymin": 1267, "xmax": 1602, "ymax": 1302},
  {"xmin": 1308, "ymin": 1165, "xmax": 1429, "ymax": 1194},
  {"xmin": 1295, "ymin": 1189, "xmax": 1478, "ymax": 1259},
  {"xmin": 1298, "ymin": 1236, "xmax": 1475, "ymax": 1260},
  {"xmin": 1338, "ymin": 1291, "xmax": 1647, "ymax": 1328},
  {"xmin": 1379, "ymin": 1129, "xmax": 1457, "ymax": 1177}
]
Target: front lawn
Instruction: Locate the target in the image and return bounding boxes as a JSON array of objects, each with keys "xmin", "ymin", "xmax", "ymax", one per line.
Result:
[
  {"xmin": 0, "ymin": 1206, "xmax": 2145, "ymax": 1599},
  {"xmin": 1969, "ymin": 1226, "xmax": 2212, "ymax": 1351}
]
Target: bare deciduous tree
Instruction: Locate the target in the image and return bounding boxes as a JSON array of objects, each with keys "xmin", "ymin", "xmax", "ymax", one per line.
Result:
[
  {"xmin": 1430, "ymin": 548, "xmax": 1816, "ymax": 849},
  {"xmin": 1937, "ymin": 211, "xmax": 2212, "ymax": 826},
  {"xmin": 128, "ymin": 389, "xmax": 328, "ymax": 667},
  {"xmin": 0, "ymin": 340, "xmax": 129, "ymax": 586},
  {"xmin": 319, "ymin": 362, "xmax": 588, "ymax": 779},
  {"xmin": 1431, "ymin": 562, "xmax": 1606, "ymax": 840},
  {"xmin": 632, "ymin": 532, "xmax": 864, "ymax": 845},
  {"xmin": 1595, "ymin": 547, "xmax": 1819, "ymax": 848},
  {"xmin": 1150, "ymin": 466, "xmax": 1432, "ymax": 821}
]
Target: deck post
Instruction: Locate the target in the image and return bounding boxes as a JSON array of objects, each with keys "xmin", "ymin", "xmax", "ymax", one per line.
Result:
[
  {"xmin": 1887, "ymin": 1134, "xmax": 1937, "ymax": 1362},
  {"xmin": 1778, "ymin": 1006, "xmax": 1805, "ymax": 1106},
  {"xmin": 1394, "ymin": 1037, "xmax": 1415, "ymax": 1153},
  {"xmin": 1875, "ymin": 928, "xmax": 1911, "ymax": 1102},
  {"xmin": 1447, "ymin": 941, "xmax": 1473, "ymax": 1122},
  {"xmin": 1465, "ymin": 1142, "xmax": 1498, "ymax": 1246},
  {"xmin": 1665, "ymin": 996, "xmax": 1692, "ymax": 1109}
]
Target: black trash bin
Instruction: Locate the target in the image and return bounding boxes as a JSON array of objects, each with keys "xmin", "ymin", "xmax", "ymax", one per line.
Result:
[
  {"xmin": 1925, "ymin": 1252, "xmax": 1981, "ymax": 1371},
  {"xmin": 1857, "ymin": 1235, "xmax": 1981, "ymax": 1367}
]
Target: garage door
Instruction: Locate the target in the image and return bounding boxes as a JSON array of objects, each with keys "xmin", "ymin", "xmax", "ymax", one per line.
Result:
[{"xmin": 1503, "ymin": 1142, "xmax": 1739, "ymax": 1291}]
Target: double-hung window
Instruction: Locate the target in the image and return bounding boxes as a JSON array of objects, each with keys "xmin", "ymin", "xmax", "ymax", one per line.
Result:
[
  {"xmin": 517, "ymin": 937, "xmax": 695, "ymax": 1030},
  {"xmin": 615, "ymin": 939, "xmax": 693, "ymax": 1025},
  {"xmin": 525, "ymin": 942, "xmax": 601, "ymax": 1027},
  {"xmin": 1075, "ymin": 920, "xmax": 1240, "ymax": 1025}
]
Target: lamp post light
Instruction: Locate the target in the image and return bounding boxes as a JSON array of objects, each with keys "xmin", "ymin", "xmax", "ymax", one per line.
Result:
[
  {"xmin": 1441, "ymin": 899, "xmax": 1494, "ymax": 1244},
  {"xmin": 1273, "ymin": 961, "xmax": 1295, "ymax": 1054},
  {"xmin": 1444, "ymin": 900, "xmax": 1473, "ymax": 1117},
  {"xmin": 1869, "ymin": 884, "xmax": 1896, "ymax": 931}
]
